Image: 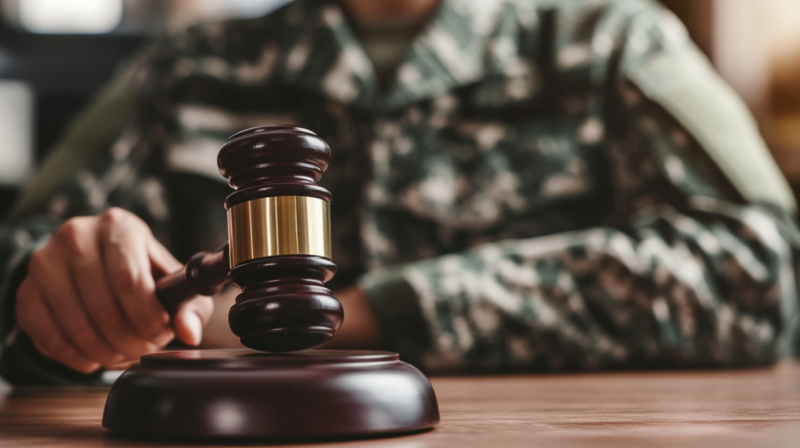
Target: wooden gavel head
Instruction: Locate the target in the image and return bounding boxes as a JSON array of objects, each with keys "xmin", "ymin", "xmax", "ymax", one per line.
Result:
[
  {"xmin": 218, "ymin": 125, "xmax": 342, "ymax": 352},
  {"xmin": 156, "ymin": 125, "xmax": 343, "ymax": 352}
]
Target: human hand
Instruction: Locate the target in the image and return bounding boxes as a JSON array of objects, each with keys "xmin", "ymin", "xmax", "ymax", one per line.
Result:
[
  {"xmin": 16, "ymin": 207, "xmax": 214, "ymax": 373},
  {"xmin": 321, "ymin": 285, "xmax": 382, "ymax": 350}
]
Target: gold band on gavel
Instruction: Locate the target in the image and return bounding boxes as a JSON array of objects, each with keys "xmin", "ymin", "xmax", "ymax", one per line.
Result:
[{"xmin": 227, "ymin": 196, "xmax": 332, "ymax": 267}]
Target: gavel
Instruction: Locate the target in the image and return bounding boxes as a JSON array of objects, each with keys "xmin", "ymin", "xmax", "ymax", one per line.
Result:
[
  {"xmin": 154, "ymin": 125, "xmax": 343, "ymax": 352},
  {"xmin": 102, "ymin": 125, "xmax": 440, "ymax": 440}
]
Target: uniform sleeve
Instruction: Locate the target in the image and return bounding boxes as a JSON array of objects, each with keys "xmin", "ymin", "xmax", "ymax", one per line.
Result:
[
  {"xmin": 360, "ymin": 1, "xmax": 800, "ymax": 373},
  {"xmin": 0, "ymin": 37, "xmax": 181, "ymax": 385}
]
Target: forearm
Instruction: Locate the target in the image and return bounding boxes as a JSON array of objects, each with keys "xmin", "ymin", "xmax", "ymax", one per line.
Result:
[{"xmin": 359, "ymin": 201, "xmax": 797, "ymax": 373}]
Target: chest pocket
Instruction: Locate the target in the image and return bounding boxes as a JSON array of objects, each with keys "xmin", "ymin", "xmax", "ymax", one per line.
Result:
[{"xmin": 367, "ymin": 109, "xmax": 600, "ymax": 233}]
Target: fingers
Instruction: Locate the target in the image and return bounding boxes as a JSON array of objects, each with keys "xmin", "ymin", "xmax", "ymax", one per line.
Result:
[
  {"xmin": 98, "ymin": 208, "xmax": 172, "ymax": 341},
  {"xmin": 18, "ymin": 207, "xmax": 197, "ymax": 373},
  {"xmin": 174, "ymin": 295, "xmax": 214, "ymax": 346},
  {"xmin": 28, "ymin": 245, "xmax": 123, "ymax": 368},
  {"xmin": 147, "ymin": 237, "xmax": 183, "ymax": 280},
  {"xmin": 67, "ymin": 217, "xmax": 172, "ymax": 360},
  {"xmin": 16, "ymin": 278, "xmax": 101, "ymax": 374},
  {"xmin": 149, "ymin": 235, "xmax": 213, "ymax": 346}
]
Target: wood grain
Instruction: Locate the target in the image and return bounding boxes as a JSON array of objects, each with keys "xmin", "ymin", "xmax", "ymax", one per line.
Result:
[{"xmin": 1, "ymin": 362, "xmax": 799, "ymax": 448}]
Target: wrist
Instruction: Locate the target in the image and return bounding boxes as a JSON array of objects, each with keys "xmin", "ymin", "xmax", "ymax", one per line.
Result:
[
  {"xmin": 358, "ymin": 266, "xmax": 431, "ymax": 366},
  {"xmin": 324, "ymin": 285, "xmax": 381, "ymax": 350}
]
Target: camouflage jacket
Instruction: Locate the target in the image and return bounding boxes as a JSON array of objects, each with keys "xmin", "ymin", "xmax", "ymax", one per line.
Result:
[{"xmin": 2, "ymin": 0, "xmax": 800, "ymax": 384}]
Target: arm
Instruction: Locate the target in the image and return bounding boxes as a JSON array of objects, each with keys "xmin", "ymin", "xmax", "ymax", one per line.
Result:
[
  {"xmin": 356, "ymin": 1, "xmax": 800, "ymax": 372},
  {"xmin": 362, "ymin": 200, "xmax": 797, "ymax": 372},
  {"xmin": 0, "ymin": 37, "xmax": 215, "ymax": 385}
]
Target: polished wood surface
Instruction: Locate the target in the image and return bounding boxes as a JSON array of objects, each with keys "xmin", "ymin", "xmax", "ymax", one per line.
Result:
[
  {"xmin": 155, "ymin": 244, "xmax": 230, "ymax": 315},
  {"xmin": 102, "ymin": 349, "xmax": 439, "ymax": 438},
  {"xmin": 151, "ymin": 125, "xmax": 343, "ymax": 352},
  {"xmin": 2, "ymin": 361, "xmax": 799, "ymax": 447},
  {"xmin": 220, "ymin": 125, "xmax": 342, "ymax": 353}
]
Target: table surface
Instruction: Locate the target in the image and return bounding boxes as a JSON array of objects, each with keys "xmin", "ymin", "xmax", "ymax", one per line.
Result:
[{"xmin": 1, "ymin": 362, "xmax": 798, "ymax": 448}]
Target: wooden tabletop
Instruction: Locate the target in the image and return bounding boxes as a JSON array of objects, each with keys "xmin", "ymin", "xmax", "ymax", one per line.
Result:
[{"xmin": 1, "ymin": 362, "xmax": 799, "ymax": 448}]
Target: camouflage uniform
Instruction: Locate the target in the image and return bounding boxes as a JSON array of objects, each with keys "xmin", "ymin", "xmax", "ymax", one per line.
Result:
[{"xmin": 1, "ymin": 0, "xmax": 799, "ymax": 384}]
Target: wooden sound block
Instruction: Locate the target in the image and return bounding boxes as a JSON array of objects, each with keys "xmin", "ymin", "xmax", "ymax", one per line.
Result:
[{"xmin": 102, "ymin": 349, "xmax": 440, "ymax": 439}]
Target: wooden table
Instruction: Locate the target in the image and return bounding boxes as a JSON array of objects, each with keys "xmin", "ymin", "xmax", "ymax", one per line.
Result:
[{"xmin": 1, "ymin": 362, "xmax": 799, "ymax": 448}]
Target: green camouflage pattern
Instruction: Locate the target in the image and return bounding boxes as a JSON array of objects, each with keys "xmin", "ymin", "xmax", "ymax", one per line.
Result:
[{"xmin": 1, "ymin": 0, "xmax": 799, "ymax": 383}]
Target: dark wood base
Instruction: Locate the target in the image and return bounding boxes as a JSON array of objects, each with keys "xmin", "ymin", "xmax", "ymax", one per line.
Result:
[{"xmin": 102, "ymin": 349, "xmax": 440, "ymax": 439}]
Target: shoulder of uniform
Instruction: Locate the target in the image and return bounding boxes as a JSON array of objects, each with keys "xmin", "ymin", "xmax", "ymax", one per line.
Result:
[
  {"xmin": 491, "ymin": 0, "xmax": 675, "ymax": 47},
  {"xmin": 162, "ymin": 0, "xmax": 311, "ymax": 59}
]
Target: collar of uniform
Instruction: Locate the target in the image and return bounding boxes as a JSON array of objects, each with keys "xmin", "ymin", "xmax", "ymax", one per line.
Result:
[
  {"xmin": 385, "ymin": 0, "xmax": 506, "ymax": 110},
  {"xmin": 271, "ymin": 0, "xmax": 378, "ymax": 109},
  {"xmin": 272, "ymin": 0, "xmax": 506, "ymax": 111}
]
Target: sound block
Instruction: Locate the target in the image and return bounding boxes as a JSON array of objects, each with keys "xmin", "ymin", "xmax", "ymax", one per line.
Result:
[{"xmin": 102, "ymin": 349, "xmax": 440, "ymax": 439}]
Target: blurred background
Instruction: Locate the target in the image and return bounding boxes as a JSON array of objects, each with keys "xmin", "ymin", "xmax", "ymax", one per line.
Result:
[{"xmin": 0, "ymin": 0, "xmax": 799, "ymax": 220}]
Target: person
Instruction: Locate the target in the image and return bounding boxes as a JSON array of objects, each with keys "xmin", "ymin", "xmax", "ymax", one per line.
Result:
[{"xmin": 1, "ymin": 0, "xmax": 799, "ymax": 385}]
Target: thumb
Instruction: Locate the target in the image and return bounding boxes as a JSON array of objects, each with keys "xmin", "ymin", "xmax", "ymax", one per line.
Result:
[{"xmin": 174, "ymin": 296, "xmax": 214, "ymax": 346}]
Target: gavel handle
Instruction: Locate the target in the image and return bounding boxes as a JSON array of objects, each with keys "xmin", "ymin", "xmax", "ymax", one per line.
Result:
[{"xmin": 155, "ymin": 244, "xmax": 231, "ymax": 315}]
